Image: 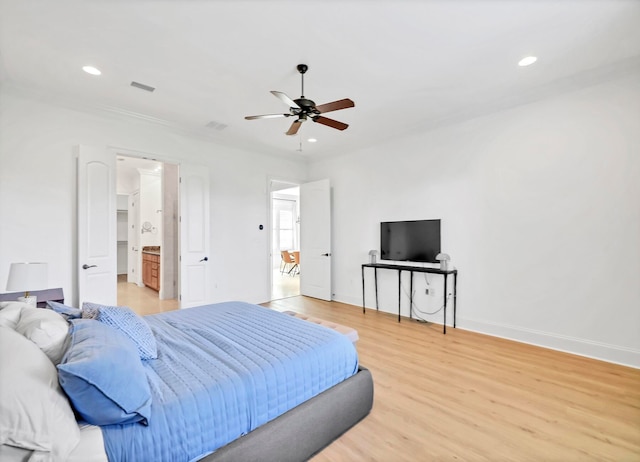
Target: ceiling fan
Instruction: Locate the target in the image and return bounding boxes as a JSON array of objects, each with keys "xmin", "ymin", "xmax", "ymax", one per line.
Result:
[{"xmin": 245, "ymin": 64, "xmax": 354, "ymax": 136}]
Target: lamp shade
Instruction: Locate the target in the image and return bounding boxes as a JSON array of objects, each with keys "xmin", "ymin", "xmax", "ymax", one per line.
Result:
[{"xmin": 6, "ymin": 262, "xmax": 48, "ymax": 292}]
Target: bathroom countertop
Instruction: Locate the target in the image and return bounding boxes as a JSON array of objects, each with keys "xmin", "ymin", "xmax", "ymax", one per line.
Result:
[{"xmin": 142, "ymin": 246, "xmax": 160, "ymax": 255}]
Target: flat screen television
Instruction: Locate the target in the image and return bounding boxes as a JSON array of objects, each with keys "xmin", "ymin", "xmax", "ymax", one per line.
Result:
[{"xmin": 380, "ymin": 219, "xmax": 441, "ymax": 263}]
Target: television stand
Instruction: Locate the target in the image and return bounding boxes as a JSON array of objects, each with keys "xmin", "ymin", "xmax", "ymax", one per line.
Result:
[{"xmin": 361, "ymin": 263, "xmax": 458, "ymax": 334}]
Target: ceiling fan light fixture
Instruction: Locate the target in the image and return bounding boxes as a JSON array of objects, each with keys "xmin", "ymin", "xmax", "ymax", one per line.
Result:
[
  {"xmin": 82, "ymin": 65, "xmax": 101, "ymax": 75},
  {"xmin": 518, "ymin": 56, "xmax": 537, "ymax": 67}
]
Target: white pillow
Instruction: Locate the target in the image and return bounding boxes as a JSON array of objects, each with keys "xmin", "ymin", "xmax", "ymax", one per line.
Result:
[
  {"xmin": 0, "ymin": 301, "xmax": 30, "ymax": 330},
  {"xmin": 0, "ymin": 326, "xmax": 80, "ymax": 459},
  {"xmin": 15, "ymin": 307, "xmax": 69, "ymax": 365}
]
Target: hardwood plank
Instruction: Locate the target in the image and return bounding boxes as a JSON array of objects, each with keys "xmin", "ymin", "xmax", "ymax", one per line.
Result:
[{"xmin": 264, "ymin": 297, "xmax": 640, "ymax": 462}]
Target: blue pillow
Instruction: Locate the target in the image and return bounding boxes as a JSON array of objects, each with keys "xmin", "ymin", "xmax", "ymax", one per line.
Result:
[
  {"xmin": 47, "ymin": 301, "xmax": 82, "ymax": 320},
  {"xmin": 82, "ymin": 302, "xmax": 158, "ymax": 360},
  {"xmin": 57, "ymin": 319, "xmax": 152, "ymax": 426}
]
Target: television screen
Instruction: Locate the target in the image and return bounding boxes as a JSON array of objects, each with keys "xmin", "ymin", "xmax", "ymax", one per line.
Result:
[{"xmin": 380, "ymin": 219, "xmax": 441, "ymax": 263}]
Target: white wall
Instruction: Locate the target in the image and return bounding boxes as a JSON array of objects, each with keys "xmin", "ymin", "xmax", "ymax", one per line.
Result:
[
  {"xmin": 0, "ymin": 88, "xmax": 307, "ymax": 306},
  {"xmin": 1, "ymin": 75, "xmax": 637, "ymax": 367},
  {"xmin": 309, "ymin": 73, "xmax": 640, "ymax": 367},
  {"xmin": 139, "ymin": 170, "xmax": 162, "ymax": 248}
]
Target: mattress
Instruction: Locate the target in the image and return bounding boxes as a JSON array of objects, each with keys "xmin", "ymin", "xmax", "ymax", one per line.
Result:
[{"xmin": 101, "ymin": 301, "xmax": 359, "ymax": 461}]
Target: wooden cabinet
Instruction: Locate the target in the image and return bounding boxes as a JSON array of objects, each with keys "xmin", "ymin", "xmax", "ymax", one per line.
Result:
[{"xmin": 142, "ymin": 253, "xmax": 160, "ymax": 291}]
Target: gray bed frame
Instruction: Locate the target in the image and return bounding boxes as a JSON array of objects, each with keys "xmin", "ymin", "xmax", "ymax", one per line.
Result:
[{"xmin": 202, "ymin": 366, "xmax": 374, "ymax": 462}]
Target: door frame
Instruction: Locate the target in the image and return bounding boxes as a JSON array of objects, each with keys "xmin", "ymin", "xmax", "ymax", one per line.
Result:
[
  {"xmin": 267, "ymin": 177, "xmax": 302, "ymax": 300},
  {"xmin": 107, "ymin": 145, "xmax": 182, "ymax": 301}
]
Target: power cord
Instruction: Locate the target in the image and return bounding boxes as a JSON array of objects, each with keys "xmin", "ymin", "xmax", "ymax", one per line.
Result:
[
  {"xmin": 395, "ymin": 272, "xmax": 453, "ymax": 323},
  {"xmin": 400, "ymin": 278, "xmax": 450, "ymax": 320},
  {"xmin": 412, "ymin": 295, "xmax": 449, "ymax": 316}
]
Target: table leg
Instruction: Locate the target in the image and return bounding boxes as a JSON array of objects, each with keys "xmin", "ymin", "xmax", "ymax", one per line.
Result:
[
  {"xmin": 443, "ymin": 273, "xmax": 448, "ymax": 334},
  {"xmin": 409, "ymin": 271, "xmax": 413, "ymax": 320},
  {"xmin": 453, "ymin": 272, "xmax": 457, "ymax": 328},
  {"xmin": 361, "ymin": 266, "xmax": 366, "ymax": 314},
  {"xmin": 398, "ymin": 269, "xmax": 401, "ymax": 322},
  {"xmin": 374, "ymin": 268, "xmax": 379, "ymax": 311}
]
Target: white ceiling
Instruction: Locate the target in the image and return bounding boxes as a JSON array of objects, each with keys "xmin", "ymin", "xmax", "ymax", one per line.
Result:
[
  {"xmin": 1, "ymin": 0, "xmax": 639, "ymax": 160},
  {"xmin": 116, "ymin": 155, "xmax": 162, "ymax": 194}
]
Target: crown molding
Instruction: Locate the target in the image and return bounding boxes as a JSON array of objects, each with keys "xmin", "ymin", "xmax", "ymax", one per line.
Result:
[{"xmin": 0, "ymin": 82, "xmax": 308, "ymax": 164}]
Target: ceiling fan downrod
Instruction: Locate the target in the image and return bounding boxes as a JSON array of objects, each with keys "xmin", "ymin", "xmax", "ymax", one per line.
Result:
[{"xmin": 297, "ymin": 64, "xmax": 308, "ymax": 98}]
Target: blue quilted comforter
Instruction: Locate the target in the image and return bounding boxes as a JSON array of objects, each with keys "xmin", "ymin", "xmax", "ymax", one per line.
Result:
[{"xmin": 100, "ymin": 301, "xmax": 359, "ymax": 462}]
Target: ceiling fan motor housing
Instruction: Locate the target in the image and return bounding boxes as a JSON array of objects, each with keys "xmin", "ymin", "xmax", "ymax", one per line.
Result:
[{"xmin": 293, "ymin": 98, "xmax": 317, "ymax": 113}]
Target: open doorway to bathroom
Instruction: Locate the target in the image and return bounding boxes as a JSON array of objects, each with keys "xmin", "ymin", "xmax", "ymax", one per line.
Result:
[
  {"xmin": 116, "ymin": 155, "xmax": 179, "ymax": 315},
  {"xmin": 270, "ymin": 181, "xmax": 300, "ymax": 300}
]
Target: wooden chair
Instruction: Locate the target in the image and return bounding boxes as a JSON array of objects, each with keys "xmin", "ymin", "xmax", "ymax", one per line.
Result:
[
  {"xmin": 280, "ymin": 251, "xmax": 297, "ymax": 275},
  {"xmin": 292, "ymin": 251, "xmax": 300, "ymax": 275}
]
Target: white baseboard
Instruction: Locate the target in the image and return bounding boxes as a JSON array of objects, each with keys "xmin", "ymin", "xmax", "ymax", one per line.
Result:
[
  {"xmin": 333, "ymin": 293, "xmax": 640, "ymax": 369},
  {"xmin": 336, "ymin": 294, "xmax": 363, "ymax": 308},
  {"xmin": 456, "ymin": 317, "xmax": 640, "ymax": 369}
]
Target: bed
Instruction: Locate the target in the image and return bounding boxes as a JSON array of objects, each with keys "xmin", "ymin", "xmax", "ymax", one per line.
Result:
[{"xmin": 0, "ymin": 297, "xmax": 374, "ymax": 462}]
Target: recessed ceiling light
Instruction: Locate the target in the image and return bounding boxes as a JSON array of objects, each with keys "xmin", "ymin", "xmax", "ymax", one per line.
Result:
[
  {"xmin": 308, "ymin": 138, "xmax": 317, "ymax": 143},
  {"xmin": 82, "ymin": 66, "xmax": 101, "ymax": 76},
  {"xmin": 518, "ymin": 56, "xmax": 537, "ymax": 67}
]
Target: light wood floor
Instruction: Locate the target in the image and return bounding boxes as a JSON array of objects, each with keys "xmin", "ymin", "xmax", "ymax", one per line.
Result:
[
  {"xmin": 264, "ymin": 297, "xmax": 640, "ymax": 462},
  {"xmin": 272, "ymin": 267, "xmax": 300, "ymax": 300},
  {"xmin": 118, "ymin": 285, "xmax": 640, "ymax": 461},
  {"xmin": 117, "ymin": 275, "xmax": 179, "ymax": 316},
  {"xmin": 118, "ymin": 271, "xmax": 300, "ymax": 313}
]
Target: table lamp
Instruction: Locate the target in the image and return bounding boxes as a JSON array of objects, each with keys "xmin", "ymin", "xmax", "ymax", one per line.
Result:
[
  {"xmin": 6, "ymin": 262, "xmax": 48, "ymax": 306},
  {"xmin": 368, "ymin": 250, "xmax": 378, "ymax": 264},
  {"xmin": 435, "ymin": 253, "xmax": 451, "ymax": 271}
]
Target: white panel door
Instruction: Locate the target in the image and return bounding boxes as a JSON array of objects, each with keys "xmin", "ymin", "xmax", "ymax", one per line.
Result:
[
  {"xmin": 300, "ymin": 179, "xmax": 332, "ymax": 301},
  {"xmin": 127, "ymin": 191, "xmax": 140, "ymax": 285},
  {"xmin": 77, "ymin": 146, "xmax": 117, "ymax": 306},
  {"xmin": 179, "ymin": 164, "xmax": 211, "ymax": 308}
]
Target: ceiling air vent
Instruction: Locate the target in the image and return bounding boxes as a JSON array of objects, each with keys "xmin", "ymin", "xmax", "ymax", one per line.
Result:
[
  {"xmin": 205, "ymin": 120, "xmax": 228, "ymax": 131},
  {"xmin": 130, "ymin": 81, "xmax": 156, "ymax": 92}
]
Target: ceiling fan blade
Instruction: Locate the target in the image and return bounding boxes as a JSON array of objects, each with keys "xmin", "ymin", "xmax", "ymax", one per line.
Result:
[
  {"xmin": 285, "ymin": 120, "xmax": 302, "ymax": 136},
  {"xmin": 271, "ymin": 91, "xmax": 300, "ymax": 109},
  {"xmin": 313, "ymin": 116, "xmax": 349, "ymax": 131},
  {"xmin": 245, "ymin": 113, "xmax": 290, "ymax": 120},
  {"xmin": 314, "ymin": 98, "xmax": 355, "ymax": 114}
]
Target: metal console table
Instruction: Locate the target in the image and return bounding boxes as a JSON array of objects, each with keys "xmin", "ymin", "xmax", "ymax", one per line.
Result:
[{"xmin": 361, "ymin": 263, "xmax": 458, "ymax": 334}]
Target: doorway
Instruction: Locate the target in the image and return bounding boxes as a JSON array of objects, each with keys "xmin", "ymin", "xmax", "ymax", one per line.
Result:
[
  {"xmin": 116, "ymin": 154, "xmax": 179, "ymax": 312},
  {"xmin": 270, "ymin": 181, "xmax": 300, "ymax": 300}
]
